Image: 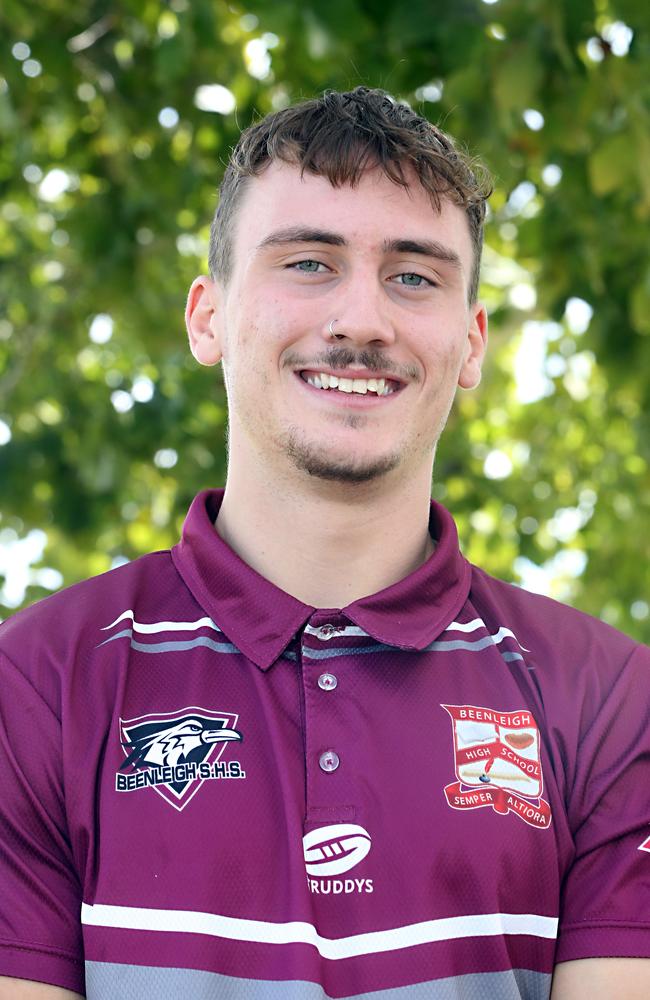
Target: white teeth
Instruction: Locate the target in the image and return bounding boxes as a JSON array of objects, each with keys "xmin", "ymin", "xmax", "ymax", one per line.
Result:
[{"xmin": 302, "ymin": 372, "xmax": 396, "ymax": 395}]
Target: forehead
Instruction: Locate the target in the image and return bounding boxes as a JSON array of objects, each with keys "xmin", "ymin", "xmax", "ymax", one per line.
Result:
[{"xmin": 232, "ymin": 160, "xmax": 473, "ymax": 266}]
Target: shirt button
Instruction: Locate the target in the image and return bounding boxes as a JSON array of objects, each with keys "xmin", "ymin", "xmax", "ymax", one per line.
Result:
[
  {"xmin": 316, "ymin": 624, "xmax": 341, "ymax": 640},
  {"xmin": 318, "ymin": 672, "xmax": 338, "ymax": 691},
  {"xmin": 319, "ymin": 750, "xmax": 340, "ymax": 773}
]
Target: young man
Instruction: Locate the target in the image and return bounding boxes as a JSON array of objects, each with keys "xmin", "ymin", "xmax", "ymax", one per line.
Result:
[{"xmin": 0, "ymin": 88, "xmax": 648, "ymax": 999}]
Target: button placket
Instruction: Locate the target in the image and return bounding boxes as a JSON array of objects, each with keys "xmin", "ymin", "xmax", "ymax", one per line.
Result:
[{"xmin": 303, "ymin": 616, "xmax": 349, "ymax": 811}]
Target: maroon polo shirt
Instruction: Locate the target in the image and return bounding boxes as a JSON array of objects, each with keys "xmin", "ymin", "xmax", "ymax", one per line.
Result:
[{"xmin": 0, "ymin": 489, "xmax": 649, "ymax": 999}]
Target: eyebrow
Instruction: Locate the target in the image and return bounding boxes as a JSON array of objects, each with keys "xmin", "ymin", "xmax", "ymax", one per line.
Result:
[
  {"xmin": 255, "ymin": 227, "xmax": 346, "ymax": 251},
  {"xmin": 255, "ymin": 227, "xmax": 462, "ymax": 270},
  {"xmin": 383, "ymin": 238, "xmax": 462, "ymax": 270}
]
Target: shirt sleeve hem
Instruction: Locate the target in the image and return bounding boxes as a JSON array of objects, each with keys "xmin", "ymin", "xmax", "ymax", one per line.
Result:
[
  {"xmin": 556, "ymin": 923, "xmax": 650, "ymax": 963},
  {"xmin": 0, "ymin": 939, "xmax": 84, "ymax": 994}
]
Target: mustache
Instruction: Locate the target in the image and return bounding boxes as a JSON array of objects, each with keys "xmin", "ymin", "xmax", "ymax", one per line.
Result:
[{"xmin": 284, "ymin": 347, "xmax": 420, "ymax": 382}]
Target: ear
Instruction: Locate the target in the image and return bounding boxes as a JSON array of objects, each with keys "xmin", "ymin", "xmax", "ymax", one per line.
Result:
[
  {"xmin": 185, "ymin": 275, "xmax": 223, "ymax": 366},
  {"xmin": 458, "ymin": 302, "xmax": 488, "ymax": 390}
]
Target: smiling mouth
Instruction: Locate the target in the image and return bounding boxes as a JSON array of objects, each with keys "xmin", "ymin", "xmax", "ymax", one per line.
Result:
[{"xmin": 298, "ymin": 370, "xmax": 403, "ymax": 397}]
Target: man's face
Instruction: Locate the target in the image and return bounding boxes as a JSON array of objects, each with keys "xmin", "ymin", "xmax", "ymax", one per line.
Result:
[{"xmin": 188, "ymin": 161, "xmax": 487, "ymax": 486}]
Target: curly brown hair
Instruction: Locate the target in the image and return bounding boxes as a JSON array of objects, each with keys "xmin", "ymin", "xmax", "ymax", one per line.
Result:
[{"xmin": 209, "ymin": 87, "xmax": 492, "ymax": 304}]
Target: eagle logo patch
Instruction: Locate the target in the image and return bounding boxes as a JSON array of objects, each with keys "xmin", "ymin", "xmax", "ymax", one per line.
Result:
[{"xmin": 116, "ymin": 706, "xmax": 244, "ymax": 810}]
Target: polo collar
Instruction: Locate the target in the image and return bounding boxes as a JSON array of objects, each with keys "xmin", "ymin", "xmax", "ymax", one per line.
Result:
[{"xmin": 172, "ymin": 489, "xmax": 471, "ymax": 671}]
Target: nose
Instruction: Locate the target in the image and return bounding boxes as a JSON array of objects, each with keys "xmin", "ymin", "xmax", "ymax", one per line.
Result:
[{"xmin": 321, "ymin": 276, "xmax": 396, "ymax": 349}]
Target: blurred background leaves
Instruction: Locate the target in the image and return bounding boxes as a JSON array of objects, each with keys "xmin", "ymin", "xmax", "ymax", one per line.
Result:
[{"xmin": 0, "ymin": 0, "xmax": 649, "ymax": 641}]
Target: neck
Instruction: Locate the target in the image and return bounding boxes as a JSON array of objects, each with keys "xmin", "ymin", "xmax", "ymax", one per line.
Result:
[{"xmin": 215, "ymin": 453, "xmax": 436, "ymax": 609}]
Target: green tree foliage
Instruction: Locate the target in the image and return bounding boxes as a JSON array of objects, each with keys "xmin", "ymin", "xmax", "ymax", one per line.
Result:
[{"xmin": 1, "ymin": 0, "xmax": 649, "ymax": 641}]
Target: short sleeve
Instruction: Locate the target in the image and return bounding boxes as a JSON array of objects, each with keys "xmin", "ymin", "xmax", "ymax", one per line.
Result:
[
  {"xmin": 556, "ymin": 642, "xmax": 650, "ymax": 962},
  {"xmin": 0, "ymin": 650, "xmax": 85, "ymax": 993}
]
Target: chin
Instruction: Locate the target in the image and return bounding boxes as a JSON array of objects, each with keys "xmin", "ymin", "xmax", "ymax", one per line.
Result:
[{"xmin": 285, "ymin": 437, "xmax": 402, "ymax": 485}]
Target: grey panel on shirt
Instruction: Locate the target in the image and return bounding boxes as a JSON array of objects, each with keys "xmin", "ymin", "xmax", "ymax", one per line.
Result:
[{"xmin": 85, "ymin": 961, "xmax": 551, "ymax": 1000}]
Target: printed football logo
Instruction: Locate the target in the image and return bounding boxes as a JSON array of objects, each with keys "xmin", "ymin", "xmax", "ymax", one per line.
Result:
[
  {"xmin": 116, "ymin": 706, "xmax": 244, "ymax": 811},
  {"xmin": 303, "ymin": 824, "xmax": 374, "ymax": 895},
  {"xmin": 441, "ymin": 704, "xmax": 552, "ymax": 829}
]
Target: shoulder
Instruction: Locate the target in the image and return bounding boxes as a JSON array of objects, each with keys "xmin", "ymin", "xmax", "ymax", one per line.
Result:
[
  {"xmin": 0, "ymin": 549, "xmax": 175, "ymax": 695},
  {"xmin": 0, "ymin": 548, "xmax": 172, "ymax": 640},
  {"xmin": 468, "ymin": 563, "xmax": 647, "ymax": 675},
  {"xmin": 465, "ymin": 566, "xmax": 650, "ymax": 774}
]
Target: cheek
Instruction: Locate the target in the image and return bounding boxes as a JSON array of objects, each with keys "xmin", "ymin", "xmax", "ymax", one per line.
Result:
[
  {"xmin": 234, "ymin": 288, "xmax": 293, "ymax": 347},
  {"xmin": 424, "ymin": 337, "xmax": 466, "ymax": 389},
  {"xmin": 226, "ymin": 322, "xmax": 279, "ymax": 397}
]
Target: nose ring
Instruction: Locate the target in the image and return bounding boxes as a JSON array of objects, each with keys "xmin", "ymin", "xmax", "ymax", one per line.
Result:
[{"xmin": 328, "ymin": 318, "xmax": 338, "ymax": 336}]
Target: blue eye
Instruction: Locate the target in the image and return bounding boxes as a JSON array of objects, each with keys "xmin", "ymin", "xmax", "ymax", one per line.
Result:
[
  {"xmin": 294, "ymin": 260, "xmax": 322, "ymax": 272},
  {"xmin": 398, "ymin": 272, "xmax": 427, "ymax": 287}
]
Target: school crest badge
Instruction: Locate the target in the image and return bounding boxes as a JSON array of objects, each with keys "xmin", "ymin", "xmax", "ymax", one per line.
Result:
[{"xmin": 441, "ymin": 704, "xmax": 552, "ymax": 829}]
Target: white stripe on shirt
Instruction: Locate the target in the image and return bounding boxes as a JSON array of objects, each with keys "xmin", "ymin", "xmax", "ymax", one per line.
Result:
[{"xmin": 81, "ymin": 903, "xmax": 557, "ymax": 961}]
